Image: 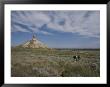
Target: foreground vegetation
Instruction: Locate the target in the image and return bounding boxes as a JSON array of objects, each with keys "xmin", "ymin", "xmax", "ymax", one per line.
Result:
[{"xmin": 11, "ymin": 47, "xmax": 100, "ymax": 77}]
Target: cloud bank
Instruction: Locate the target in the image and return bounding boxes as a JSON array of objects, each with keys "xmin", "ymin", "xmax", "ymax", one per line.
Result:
[{"xmin": 11, "ymin": 11, "xmax": 100, "ymax": 38}]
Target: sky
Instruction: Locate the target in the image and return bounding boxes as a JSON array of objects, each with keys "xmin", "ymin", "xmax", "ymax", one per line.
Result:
[{"xmin": 11, "ymin": 11, "xmax": 100, "ymax": 48}]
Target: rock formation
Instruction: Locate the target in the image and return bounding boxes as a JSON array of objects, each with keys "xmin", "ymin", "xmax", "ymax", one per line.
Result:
[{"xmin": 21, "ymin": 34, "xmax": 48, "ymax": 48}]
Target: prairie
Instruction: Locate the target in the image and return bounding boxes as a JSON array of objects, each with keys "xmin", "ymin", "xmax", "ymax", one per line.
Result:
[{"xmin": 11, "ymin": 47, "xmax": 100, "ymax": 77}]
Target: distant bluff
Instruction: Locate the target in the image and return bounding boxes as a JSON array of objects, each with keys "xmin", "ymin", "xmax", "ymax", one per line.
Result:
[{"xmin": 20, "ymin": 34, "xmax": 48, "ymax": 48}]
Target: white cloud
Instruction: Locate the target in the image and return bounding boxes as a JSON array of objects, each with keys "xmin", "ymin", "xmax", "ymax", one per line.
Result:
[
  {"xmin": 40, "ymin": 31, "xmax": 53, "ymax": 35},
  {"xmin": 12, "ymin": 24, "xmax": 30, "ymax": 33},
  {"xmin": 11, "ymin": 11, "xmax": 100, "ymax": 38},
  {"xmin": 47, "ymin": 11, "xmax": 100, "ymax": 38}
]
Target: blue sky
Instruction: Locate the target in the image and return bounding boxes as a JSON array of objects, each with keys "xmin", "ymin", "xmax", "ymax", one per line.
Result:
[{"xmin": 11, "ymin": 11, "xmax": 100, "ymax": 48}]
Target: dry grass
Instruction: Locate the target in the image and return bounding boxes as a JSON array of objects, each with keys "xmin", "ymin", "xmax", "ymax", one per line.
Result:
[{"xmin": 11, "ymin": 47, "xmax": 100, "ymax": 77}]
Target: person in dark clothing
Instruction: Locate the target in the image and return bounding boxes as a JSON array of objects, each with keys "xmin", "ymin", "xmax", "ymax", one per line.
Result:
[
  {"xmin": 73, "ymin": 56, "xmax": 77, "ymax": 61},
  {"xmin": 73, "ymin": 55, "xmax": 81, "ymax": 61},
  {"xmin": 77, "ymin": 55, "xmax": 80, "ymax": 61}
]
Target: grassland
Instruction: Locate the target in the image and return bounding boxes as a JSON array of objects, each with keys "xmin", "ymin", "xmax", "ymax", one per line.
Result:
[{"xmin": 11, "ymin": 47, "xmax": 100, "ymax": 77}]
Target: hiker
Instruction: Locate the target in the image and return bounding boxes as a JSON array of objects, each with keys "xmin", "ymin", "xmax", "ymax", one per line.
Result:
[
  {"xmin": 73, "ymin": 56, "xmax": 77, "ymax": 61},
  {"xmin": 77, "ymin": 55, "xmax": 80, "ymax": 61},
  {"xmin": 73, "ymin": 55, "xmax": 81, "ymax": 61}
]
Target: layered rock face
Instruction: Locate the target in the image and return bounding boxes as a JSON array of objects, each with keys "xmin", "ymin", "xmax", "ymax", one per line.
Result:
[{"xmin": 21, "ymin": 35, "xmax": 47, "ymax": 48}]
